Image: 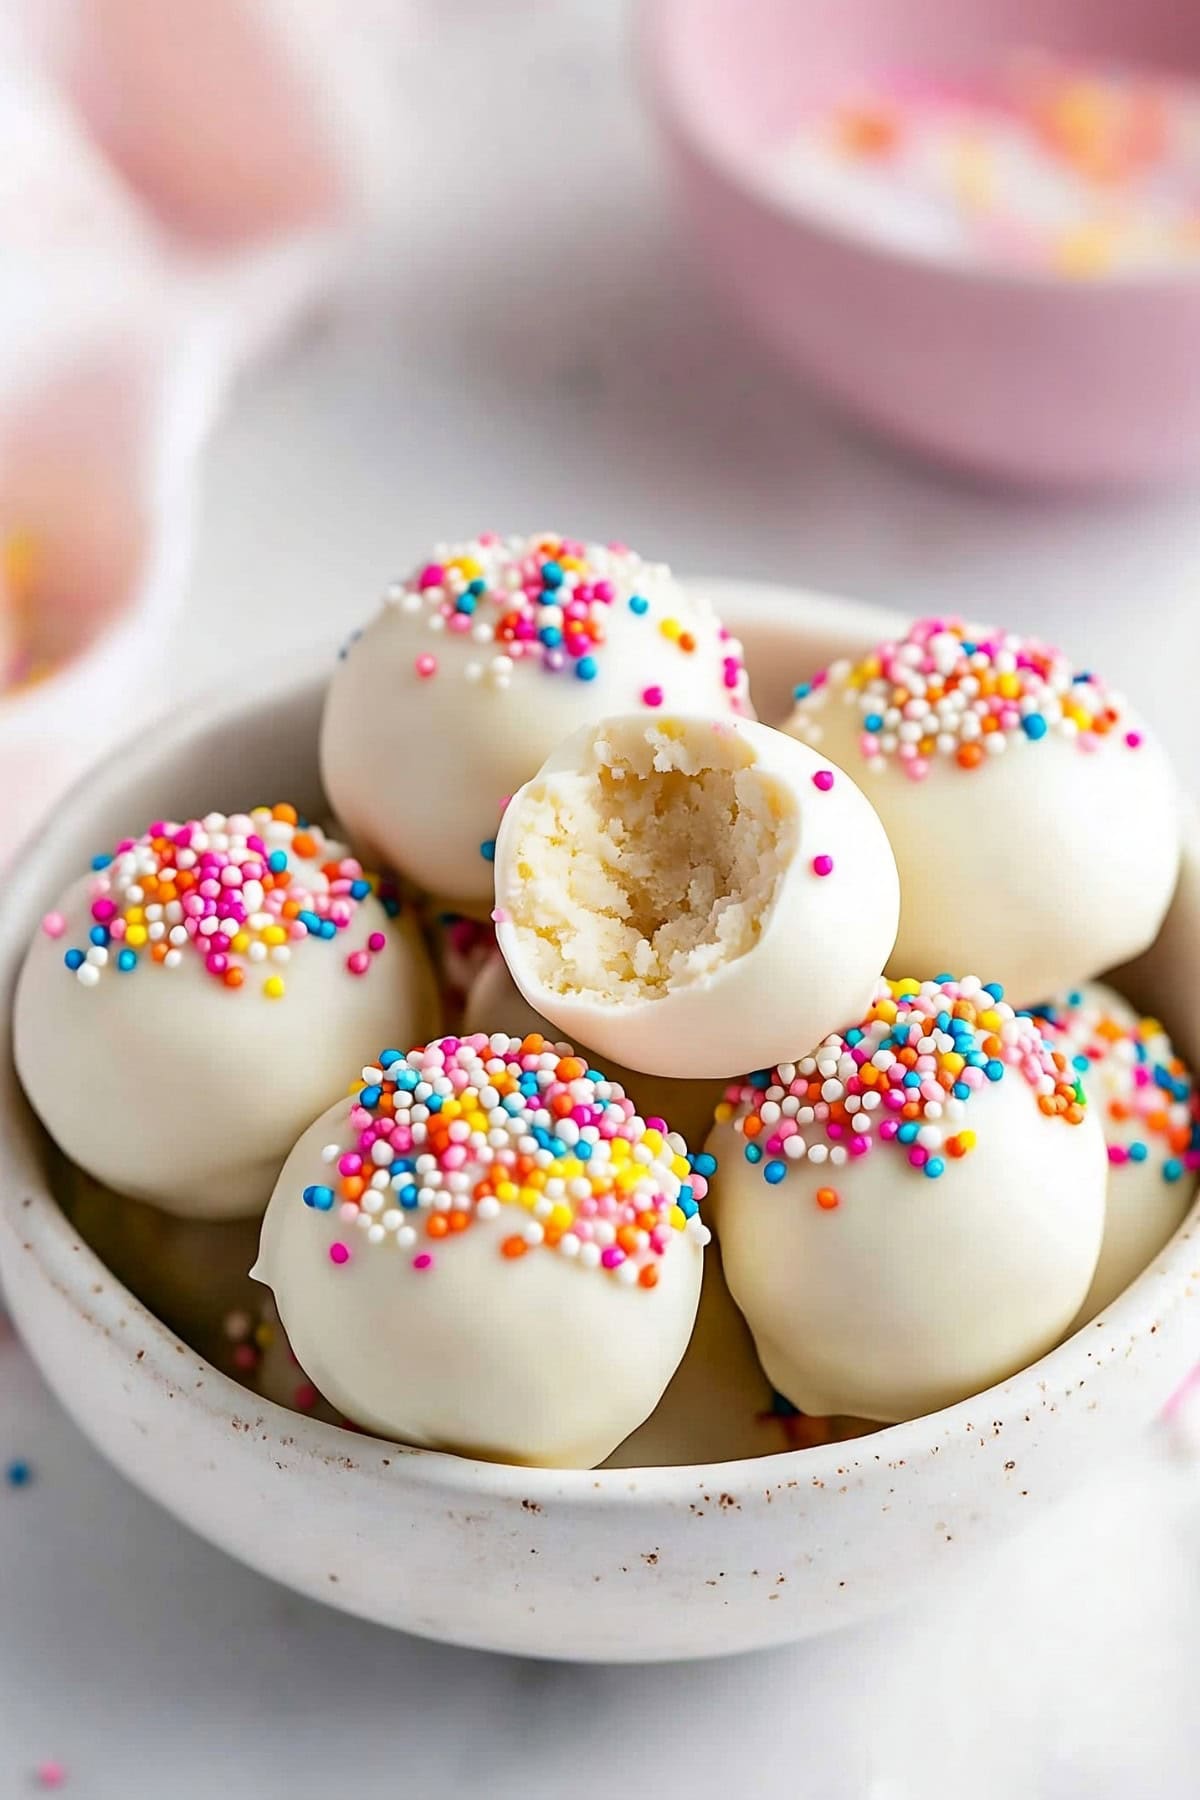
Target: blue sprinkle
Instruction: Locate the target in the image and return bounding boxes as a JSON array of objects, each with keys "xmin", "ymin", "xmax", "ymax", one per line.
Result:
[
  {"xmin": 691, "ymin": 1152, "xmax": 718, "ymax": 1179},
  {"xmin": 575, "ymin": 1140, "xmax": 592, "ymax": 1162},
  {"xmin": 748, "ymin": 1070, "xmax": 772, "ymax": 1089},
  {"xmin": 89, "ymin": 925, "xmax": 110, "ymax": 948},
  {"xmin": 1022, "ymin": 713, "xmax": 1048, "ymax": 741},
  {"xmin": 91, "ymin": 853, "xmax": 113, "ymax": 872},
  {"xmin": 383, "ymin": 897, "xmax": 400, "ymax": 918},
  {"xmin": 297, "ymin": 910, "xmax": 321, "ymax": 933},
  {"xmin": 935, "ymin": 972, "xmax": 956, "ymax": 985},
  {"xmin": 268, "ymin": 850, "xmax": 288, "ymax": 874},
  {"xmin": 5, "ymin": 1460, "xmax": 31, "ymax": 1488},
  {"xmin": 455, "ymin": 594, "xmax": 477, "ymax": 615},
  {"xmin": 380, "ymin": 1049, "xmax": 403, "ymax": 1068},
  {"xmin": 984, "ymin": 1059, "xmax": 1005, "ymax": 1082},
  {"xmin": 1073, "ymin": 1054, "xmax": 1090, "ymax": 1073},
  {"xmin": 360, "ymin": 1085, "xmax": 382, "ymax": 1107},
  {"xmin": 540, "ymin": 560, "xmax": 564, "ymax": 588},
  {"xmin": 897, "ymin": 1122, "xmax": 920, "ymax": 1145},
  {"xmin": 629, "ymin": 594, "xmax": 650, "ymax": 616},
  {"xmin": 426, "ymin": 1094, "xmax": 443, "ymax": 1113},
  {"xmin": 744, "ymin": 1143, "xmax": 763, "ymax": 1164},
  {"xmin": 398, "ymin": 1185, "xmax": 420, "ymax": 1209},
  {"xmin": 1073, "ymin": 671, "xmax": 1093, "ymax": 685},
  {"xmin": 903, "ymin": 1070, "xmax": 922, "ymax": 1088},
  {"xmin": 350, "ymin": 880, "xmax": 371, "ymax": 900},
  {"xmin": 585, "ymin": 1069, "xmax": 606, "ymax": 1084},
  {"xmin": 117, "ymin": 949, "xmax": 137, "ymax": 973},
  {"xmin": 845, "ymin": 1028, "xmax": 864, "ymax": 1046},
  {"xmin": 1067, "ymin": 989, "xmax": 1083, "ymax": 1007},
  {"xmin": 983, "ymin": 982, "xmax": 1004, "ymax": 1001},
  {"xmin": 764, "ymin": 1160, "xmax": 787, "ymax": 1185},
  {"xmin": 924, "ymin": 1157, "xmax": 945, "ymax": 1180},
  {"xmin": 539, "ymin": 626, "xmax": 562, "ymax": 648},
  {"xmin": 319, "ymin": 920, "xmax": 337, "ymax": 940},
  {"xmin": 468, "ymin": 578, "xmax": 487, "ymax": 597},
  {"xmin": 303, "ymin": 1184, "xmax": 335, "ymax": 1211},
  {"xmin": 575, "ymin": 656, "xmax": 598, "ymax": 681},
  {"xmin": 863, "ymin": 713, "xmax": 884, "ymax": 733},
  {"xmin": 960, "ymin": 642, "xmax": 976, "ymax": 656},
  {"xmin": 64, "ymin": 949, "xmax": 85, "ymax": 971},
  {"xmin": 792, "ymin": 682, "xmax": 811, "ymax": 701},
  {"xmin": 677, "ymin": 1184, "xmax": 695, "ymax": 1210},
  {"xmin": 1165, "ymin": 1158, "xmax": 1184, "ymax": 1183},
  {"xmin": 936, "ymin": 1012, "xmax": 951, "ymax": 1032},
  {"xmin": 480, "ymin": 839, "xmax": 497, "ymax": 863},
  {"xmin": 1128, "ymin": 1142, "xmax": 1149, "ymax": 1163},
  {"xmin": 389, "ymin": 1158, "xmax": 414, "ymax": 1177},
  {"xmin": 396, "ymin": 1068, "xmax": 420, "ymax": 1091}
]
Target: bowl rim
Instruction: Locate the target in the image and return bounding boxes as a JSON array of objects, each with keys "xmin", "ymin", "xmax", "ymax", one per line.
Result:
[
  {"xmin": 638, "ymin": 0, "xmax": 1200, "ymax": 299},
  {"xmin": 2, "ymin": 573, "xmax": 1197, "ymax": 1505}
]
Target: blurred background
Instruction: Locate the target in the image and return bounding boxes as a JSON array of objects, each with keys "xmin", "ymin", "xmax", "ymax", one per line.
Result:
[{"xmin": 3, "ymin": 2, "xmax": 1200, "ymax": 1794}]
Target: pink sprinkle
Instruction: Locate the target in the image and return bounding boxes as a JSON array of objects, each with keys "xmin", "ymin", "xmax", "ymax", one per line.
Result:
[
  {"xmin": 601, "ymin": 1246, "xmax": 626, "ymax": 1269},
  {"xmin": 347, "ymin": 949, "xmax": 371, "ymax": 976},
  {"xmin": 641, "ymin": 685, "xmax": 664, "ymax": 708},
  {"xmin": 294, "ymin": 1383, "xmax": 319, "ymax": 1411},
  {"xmin": 415, "ymin": 654, "xmax": 438, "ymax": 679},
  {"xmin": 90, "ymin": 898, "xmax": 116, "ymax": 924},
  {"xmin": 329, "ymin": 1242, "xmax": 351, "ymax": 1266},
  {"xmin": 41, "ymin": 912, "xmax": 66, "ymax": 939},
  {"xmin": 418, "ymin": 563, "xmax": 444, "ymax": 590},
  {"xmin": 812, "ymin": 770, "xmax": 835, "ymax": 791},
  {"xmin": 1108, "ymin": 1145, "xmax": 1129, "ymax": 1165},
  {"xmin": 1125, "ymin": 731, "xmax": 1143, "ymax": 749},
  {"xmin": 491, "ymin": 908, "xmax": 510, "ymax": 925},
  {"xmin": 338, "ymin": 1153, "xmax": 362, "ymax": 1177},
  {"xmin": 367, "ymin": 931, "xmax": 386, "ymax": 954},
  {"xmin": 233, "ymin": 1343, "xmax": 259, "ymax": 1371},
  {"xmin": 811, "ymin": 854, "xmax": 835, "ymax": 878},
  {"xmin": 36, "ymin": 1763, "xmax": 66, "ymax": 1791},
  {"xmin": 412, "ymin": 1252, "xmax": 434, "ymax": 1271}
]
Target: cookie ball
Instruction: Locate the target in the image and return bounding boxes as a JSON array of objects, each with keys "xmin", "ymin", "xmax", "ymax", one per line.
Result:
[
  {"xmin": 1036, "ymin": 983, "xmax": 1200, "ymax": 1323},
  {"xmin": 708, "ymin": 978, "xmax": 1107, "ymax": 1422},
  {"xmin": 252, "ymin": 1034, "xmax": 712, "ymax": 1467},
  {"xmin": 320, "ymin": 531, "xmax": 752, "ymax": 910},
  {"xmin": 463, "ymin": 951, "xmax": 722, "ymax": 1147},
  {"xmin": 16, "ymin": 805, "xmax": 436, "ymax": 1220},
  {"xmin": 785, "ymin": 618, "xmax": 1180, "ymax": 1008},
  {"xmin": 491, "ymin": 712, "xmax": 900, "ymax": 1080}
]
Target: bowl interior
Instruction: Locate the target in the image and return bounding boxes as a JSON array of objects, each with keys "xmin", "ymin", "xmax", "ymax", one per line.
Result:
[{"xmin": 654, "ymin": 0, "xmax": 1200, "ymax": 171}]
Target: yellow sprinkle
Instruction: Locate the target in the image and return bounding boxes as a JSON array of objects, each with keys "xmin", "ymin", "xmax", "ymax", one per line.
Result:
[
  {"xmin": 997, "ymin": 673, "xmax": 1021, "ymax": 700},
  {"xmin": 263, "ymin": 976, "xmax": 286, "ymax": 1000},
  {"xmin": 232, "ymin": 932, "xmax": 250, "ymax": 954},
  {"xmin": 125, "ymin": 925, "xmax": 148, "ymax": 949},
  {"xmin": 669, "ymin": 1204, "xmax": 687, "ymax": 1230},
  {"xmin": 941, "ymin": 1052, "xmax": 965, "ymax": 1076},
  {"xmin": 892, "ymin": 978, "xmax": 921, "ymax": 997},
  {"xmin": 978, "ymin": 1009, "xmax": 1002, "ymax": 1033},
  {"xmin": 495, "ymin": 1180, "xmax": 518, "ymax": 1205},
  {"xmin": 262, "ymin": 925, "xmax": 288, "ymax": 947},
  {"xmin": 125, "ymin": 907, "xmax": 145, "ymax": 926},
  {"xmin": 713, "ymin": 1102, "xmax": 733, "ymax": 1124},
  {"xmin": 451, "ymin": 554, "xmax": 483, "ymax": 580},
  {"xmin": 670, "ymin": 1155, "xmax": 690, "ymax": 1179},
  {"xmin": 610, "ymin": 1139, "xmax": 630, "ymax": 1163},
  {"xmin": 642, "ymin": 1128, "xmax": 664, "ymax": 1154},
  {"xmin": 659, "ymin": 618, "xmax": 682, "ymax": 642},
  {"xmin": 549, "ymin": 1203, "xmax": 573, "ymax": 1231}
]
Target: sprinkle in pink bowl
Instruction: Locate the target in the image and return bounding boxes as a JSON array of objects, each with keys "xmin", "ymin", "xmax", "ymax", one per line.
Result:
[{"xmin": 642, "ymin": 0, "xmax": 1200, "ymax": 489}]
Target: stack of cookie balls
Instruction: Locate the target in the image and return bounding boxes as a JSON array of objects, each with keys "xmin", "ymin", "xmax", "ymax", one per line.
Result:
[{"xmin": 15, "ymin": 535, "xmax": 1196, "ymax": 1469}]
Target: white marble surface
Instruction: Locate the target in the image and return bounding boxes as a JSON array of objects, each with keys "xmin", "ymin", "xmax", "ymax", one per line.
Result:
[{"xmin": 5, "ymin": 2, "xmax": 1200, "ymax": 1793}]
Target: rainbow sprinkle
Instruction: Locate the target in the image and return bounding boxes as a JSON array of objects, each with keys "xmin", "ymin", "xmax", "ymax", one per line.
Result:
[
  {"xmin": 45, "ymin": 805, "xmax": 396, "ymax": 1000},
  {"xmin": 790, "ymin": 617, "xmax": 1142, "ymax": 782},
  {"xmin": 375, "ymin": 530, "xmax": 748, "ymax": 702},
  {"xmin": 1034, "ymin": 990, "xmax": 1200, "ymax": 1184},
  {"xmin": 716, "ymin": 976, "xmax": 1087, "ymax": 1205},
  {"xmin": 303, "ymin": 1033, "xmax": 713, "ymax": 1282}
]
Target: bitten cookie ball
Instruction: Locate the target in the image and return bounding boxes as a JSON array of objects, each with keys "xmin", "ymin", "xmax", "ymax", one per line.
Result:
[
  {"xmin": 786, "ymin": 618, "xmax": 1180, "ymax": 1008},
  {"xmin": 492, "ymin": 713, "xmax": 899, "ymax": 1080},
  {"xmin": 320, "ymin": 531, "xmax": 752, "ymax": 910},
  {"xmin": 16, "ymin": 805, "xmax": 436, "ymax": 1219},
  {"xmin": 707, "ymin": 977, "xmax": 1107, "ymax": 1422},
  {"xmin": 1035, "ymin": 982, "xmax": 1200, "ymax": 1324},
  {"xmin": 253, "ymin": 1034, "xmax": 712, "ymax": 1468}
]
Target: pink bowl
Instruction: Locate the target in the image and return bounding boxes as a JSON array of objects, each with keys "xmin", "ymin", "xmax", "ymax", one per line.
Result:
[{"xmin": 643, "ymin": 0, "xmax": 1200, "ymax": 488}]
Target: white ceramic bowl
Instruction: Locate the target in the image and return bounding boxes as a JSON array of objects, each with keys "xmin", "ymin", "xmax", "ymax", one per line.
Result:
[{"xmin": 1, "ymin": 580, "xmax": 1198, "ymax": 1662}]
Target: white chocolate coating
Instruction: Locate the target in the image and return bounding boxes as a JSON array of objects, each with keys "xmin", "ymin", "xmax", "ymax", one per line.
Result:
[
  {"xmin": 16, "ymin": 811, "xmax": 437, "ymax": 1220},
  {"xmin": 1039, "ymin": 983, "xmax": 1200, "ymax": 1326},
  {"xmin": 253, "ymin": 1092, "xmax": 705, "ymax": 1468},
  {"xmin": 463, "ymin": 953, "xmax": 722, "ymax": 1147},
  {"xmin": 492, "ymin": 713, "xmax": 900, "ymax": 1080},
  {"xmin": 320, "ymin": 533, "xmax": 751, "ymax": 910},
  {"xmin": 707, "ymin": 979, "xmax": 1108, "ymax": 1421},
  {"xmin": 785, "ymin": 623, "xmax": 1181, "ymax": 1009}
]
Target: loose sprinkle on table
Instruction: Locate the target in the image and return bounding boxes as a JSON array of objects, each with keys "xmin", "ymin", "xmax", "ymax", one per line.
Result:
[
  {"xmin": 371, "ymin": 531, "xmax": 749, "ymax": 706},
  {"xmin": 46, "ymin": 806, "xmax": 396, "ymax": 999},
  {"xmin": 717, "ymin": 976, "xmax": 1086, "ymax": 1202},
  {"xmin": 791, "ymin": 617, "xmax": 1140, "ymax": 781},
  {"xmin": 302, "ymin": 1033, "xmax": 712, "ymax": 1282},
  {"xmin": 5, "ymin": 1459, "xmax": 32, "ymax": 1488},
  {"xmin": 1034, "ymin": 990, "xmax": 1200, "ymax": 1184}
]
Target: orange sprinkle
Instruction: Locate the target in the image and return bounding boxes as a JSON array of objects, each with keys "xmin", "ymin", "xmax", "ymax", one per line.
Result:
[
  {"xmin": 816, "ymin": 1186, "xmax": 840, "ymax": 1210},
  {"xmin": 956, "ymin": 742, "xmax": 984, "ymax": 770},
  {"xmin": 501, "ymin": 1235, "xmax": 527, "ymax": 1259},
  {"xmin": 638, "ymin": 1264, "xmax": 659, "ymax": 1289},
  {"xmin": 427, "ymin": 1215, "xmax": 450, "ymax": 1239},
  {"xmin": 272, "ymin": 803, "xmax": 298, "ymax": 825}
]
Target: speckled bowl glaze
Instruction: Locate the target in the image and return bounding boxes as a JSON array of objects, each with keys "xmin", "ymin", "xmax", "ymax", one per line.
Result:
[
  {"xmin": 1, "ymin": 581, "xmax": 1198, "ymax": 1661},
  {"xmin": 643, "ymin": 0, "xmax": 1200, "ymax": 489}
]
